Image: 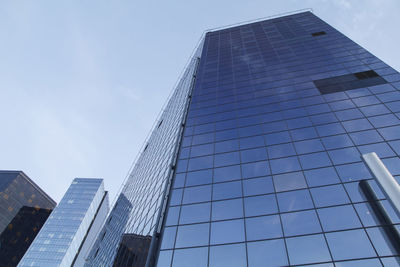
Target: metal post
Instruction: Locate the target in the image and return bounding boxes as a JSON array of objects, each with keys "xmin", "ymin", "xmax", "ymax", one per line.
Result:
[{"xmin": 361, "ymin": 152, "xmax": 400, "ymax": 218}]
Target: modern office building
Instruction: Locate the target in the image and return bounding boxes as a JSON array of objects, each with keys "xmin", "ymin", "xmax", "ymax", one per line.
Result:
[
  {"xmin": 87, "ymin": 11, "xmax": 400, "ymax": 266},
  {"xmin": 18, "ymin": 178, "xmax": 109, "ymax": 267},
  {"xmin": 0, "ymin": 171, "xmax": 56, "ymax": 267}
]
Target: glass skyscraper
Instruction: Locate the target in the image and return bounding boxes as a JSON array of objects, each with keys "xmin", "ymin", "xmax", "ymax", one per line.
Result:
[
  {"xmin": 88, "ymin": 11, "xmax": 400, "ymax": 266},
  {"xmin": 0, "ymin": 171, "xmax": 56, "ymax": 267},
  {"xmin": 18, "ymin": 178, "xmax": 109, "ymax": 267}
]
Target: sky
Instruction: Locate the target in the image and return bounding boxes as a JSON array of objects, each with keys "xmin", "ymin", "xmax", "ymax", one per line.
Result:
[{"xmin": 0, "ymin": 0, "xmax": 399, "ymax": 203}]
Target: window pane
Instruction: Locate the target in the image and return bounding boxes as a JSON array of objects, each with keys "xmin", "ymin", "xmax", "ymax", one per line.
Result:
[
  {"xmin": 170, "ymin": 189, "xmax": 183, "ymax": 206},
  {"xmin": 325, "ymin": 229, "xmax": 376, "ymax": 260},
  {"xmin": 245, "ymin": 215, "xmax": 282, "ymax": 241},
  {"xmin": 241, "ymin": 147, "xmax": 268, "ymax": 163},
  {"xmin": 212, "ymin": 199, "xmax": 243, "ymax": 221},
  {"xmin": 294, "ymin": 139, "xmax": 324, "ymax": 154},
  {"xmin": 243, "ymin": 177, "xmax": 274, "ymax": 196},
  {"xmin": 277, "ymin": 189, "xmax": 314, "ymax": 212},
  {"xmin": 265, "ymin": 131, "xmax": 291, "ymax": 145},
  {"xmin": 210, "ymin": 219, "xmax": 245, "ymax": 245},
  {"xmin": 214, "ymin": 152, "xmax": 240, "ymax": 167},
  {"xmin": 244, "ymin": 194, "xmax": 278, "ymax": 216},
  {"xmin": 173, "ymin": 173, "xmax": 186, "ymax": 188},
  {"xmin": 273, "ymin": 171, "xmax": 307, "ymax": 192},
  {"xmin": 172, "ymin": 247, "xmax": 208, "ymax": 267},
  {"xmin": 185, "ymin": 169, "xmax": 212, "ymax": 187},
  {"xmin": 310, "ymin": 185, "xmax": 350, "ymax": 208},
  {"xmin": 270, "ymin": 156, "xmax": 301, "ymax": 174},
  {"xmin": 286, "ymin": 234, "xmax": 331, "ymax": 265},
  {"xmin": 156, "ymin": 250, "xmax": 172, "ymax": 267},
  {"xmin": 188, "ymin": 155, "xmax": 213, "ymax": 171},
  {"xmin": 328, "ymin": 147, "xmax": 360, "ymax": 165},
  {"xmin": 209, "ymin": 243, "xmax": 247, "ymax": 267},
  {"xmin": 321, "ymin": 134, "xmax": 353, "ymax": 150},
  {"xmin": 212, "ymin": 181, "xmax": 242, "ymax": 200},
  {"xmin": 161, "ymin": 227, "xmax": 177, "ymax": 249},
  {"xmin": 239, "ymin": 136, "xmax": 265, "ymax": 149},
  {"xmin": 175, "ymin": 223, "xmax": 209, "ymax": 248},
  {"xmin": 317, "ymin": 205, "xmax": 361, "ymax": 231},
  {"xmin": 165, "ymin": 206, "xmax": 180, "ymax": 226},
  {"xmin": 281, "ymin": 210, "xmax": 321, "ymax": 236},
  {"xmin": 242, "ymin": 161, "xmax": 270, "ymax": 178},
  {"xmin": 304, "ymin": 167, "xmax": 340, "ymax": 187},
  {"xmin": 247, "ymin": 239, "xmax": 288, "ymax": 267},
  {"xmin": 179, "ymin": 202, "xmax": 210, "ymax": 224},
  {"xmin": 267, "ymin": 143, "xmax": 296, "ymax": 159},
  {"xmin": 182, "ymin": 185, "xmax": 212, "ymax": 204},
  {"xmin": 213, "ymin": 165, "xmax": 241, "ymax": 183},
  {"xmin": 190, "ymin": 143, "xmax": 214, "ymax": 157},
  {"xmin": 215, "ymin": 139, "xmax": 239, "ymax": 154},
  {"xmin": 299, "ymin": 152, "xmax": 332, "ymax": 169}
]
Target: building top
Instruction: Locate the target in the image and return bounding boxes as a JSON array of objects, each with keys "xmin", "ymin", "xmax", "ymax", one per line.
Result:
[
  {"xmin": 0, "ymin": 170, "xmax": 56, "ymax": 206},
  {"xmin": 206, "ymin": 9, "xmax": 313, "ymax": 34}
]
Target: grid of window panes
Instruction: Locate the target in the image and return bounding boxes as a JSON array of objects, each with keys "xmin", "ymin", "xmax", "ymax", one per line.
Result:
[
  {"xmin": 85, "ymin": 43, "xmax": 204, "ymax": 266},
  {"xmin": 156, "ymin": 12, "xmax": 400, "ymax": 267},
  {"xmin": 18, "ymin": 178, "xmax": 105, "ymax": 267}
]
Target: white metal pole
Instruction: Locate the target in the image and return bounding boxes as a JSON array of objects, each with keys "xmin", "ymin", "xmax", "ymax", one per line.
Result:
[{"xmin": 362, "ymin": 152, "xmax": 400, "ymax": 218}]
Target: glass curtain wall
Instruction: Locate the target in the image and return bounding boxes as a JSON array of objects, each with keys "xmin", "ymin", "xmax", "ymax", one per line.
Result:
[
  {"xmin": 85, "ymin": 41, "xmax": 204, "ymax": 266},
  {"xmin": 156, "ymin": 11, "xmax": 400, "ymax": 267}
]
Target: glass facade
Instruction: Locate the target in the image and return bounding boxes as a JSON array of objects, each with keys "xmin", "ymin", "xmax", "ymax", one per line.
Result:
[
  {"xmin": 18, "ymin": 178, "xmax": 108, "ymax": 267},
  {"xmin": 85, "ymin": 41, "xmax": 204, "ymax": 266},
  {"xmin": 0, "ymin": 171, "xmax": 55, "ymax": 266},
  {"xmin": 83, "ymin": 11, "xmax": 400, "ymax": 267},
  {"xmin": 155, "ymin": 11, "xmax": 400, "ymax": 267}
]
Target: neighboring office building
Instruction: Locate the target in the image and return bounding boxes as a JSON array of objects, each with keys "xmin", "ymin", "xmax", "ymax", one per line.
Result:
[
  {"xmin": 0, "ymin": 171, "xmax": 56, "ymax": 267},
  {"xmin": 18, "ymin": 178, "xmax": 109, "ymax": 267},
  {"xmin": 87, "ymin": 11, "xmax": 400, "ymax": 266}
]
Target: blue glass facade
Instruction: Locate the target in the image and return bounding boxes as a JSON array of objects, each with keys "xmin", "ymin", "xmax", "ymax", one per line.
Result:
[
  {"xmin": 155, "ymin": 11, "xmax": 400, "ymax": 267},
  {"xmin": 18, "ymin": 178, "xmax": 108, "ymax": 267},
  {"xmin": 85, "ymin": 42, "xmax": 204, "ymax": 266},
  {"xmin": 84, "ymin": 11, "xmax": 400, "ymax": 267}
]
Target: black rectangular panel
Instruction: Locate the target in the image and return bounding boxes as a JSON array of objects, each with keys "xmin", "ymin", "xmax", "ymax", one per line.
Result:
[{"xmin": 314, "ymin": 70, "xmax": 387, "ymax": 94}]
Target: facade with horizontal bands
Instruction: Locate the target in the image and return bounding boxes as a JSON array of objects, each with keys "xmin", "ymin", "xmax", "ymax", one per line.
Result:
[
  {"xmin": 18, "ymin": 178, "xmax": 109, "ymax": 267},
  {"xmin": 89, "ymin": 11, "xmax": 400, "ymax": 266}
]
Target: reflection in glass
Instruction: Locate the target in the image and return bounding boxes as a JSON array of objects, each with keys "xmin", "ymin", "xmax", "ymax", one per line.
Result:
[
  {"xmin": 325, "ymin": 229, "xmax": 376, "ymax": 260},
  {"xmin": 317, "ymin": 205, "xmax": 361, "ymax": 231},
  {"xmin": 212, "ymin": 199, "xmax": 243, "ymax": 221},
  {"xmin": 247, "ymin": 239, "xmax": 288, "ymax": 266},
  {"xmin": 175, "ymin": 223, "xmax": 209, "ymax": 248},
  {"xmin": 281, "ymin": 210, "xmax": 321, "ymax": 236},
  {"xmin": 286, "ymin": 234, "xmax": 331, "ymax": 265},
  {"xmin": 246, "ymin": 215, "xmax": 282, "ymax": 240},
  {"xmin": 210, "ymin": 219, "xmax": 245, "ymax": 245},
  {"xmin": 209, "ymin": 243, "xmax": 247, "ymax": 267},
  {"xmin": 172, "ymin": 247, "xmax": 208, "ymax": 267},
  {"xmin": 244, "ymin": 194, "xmax": 278, "ymax": 216},
  {"xmin": 277, "ymin": 189, "xmax": 314, "ymax": 212},
  {"xmin": 179, "ymin": 202, "xmax": 210, "ymax": 224}
]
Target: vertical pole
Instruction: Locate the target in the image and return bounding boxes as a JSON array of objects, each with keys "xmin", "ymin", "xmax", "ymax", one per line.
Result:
[{"xmin": 361, "ymin": 152, "xmax": 400, "ymax": 218}]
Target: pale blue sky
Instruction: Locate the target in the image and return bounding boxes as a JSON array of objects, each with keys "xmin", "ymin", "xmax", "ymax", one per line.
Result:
[{"xmin": 0, "ymin": 0, "xmax": 399, "ymax": 203}]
